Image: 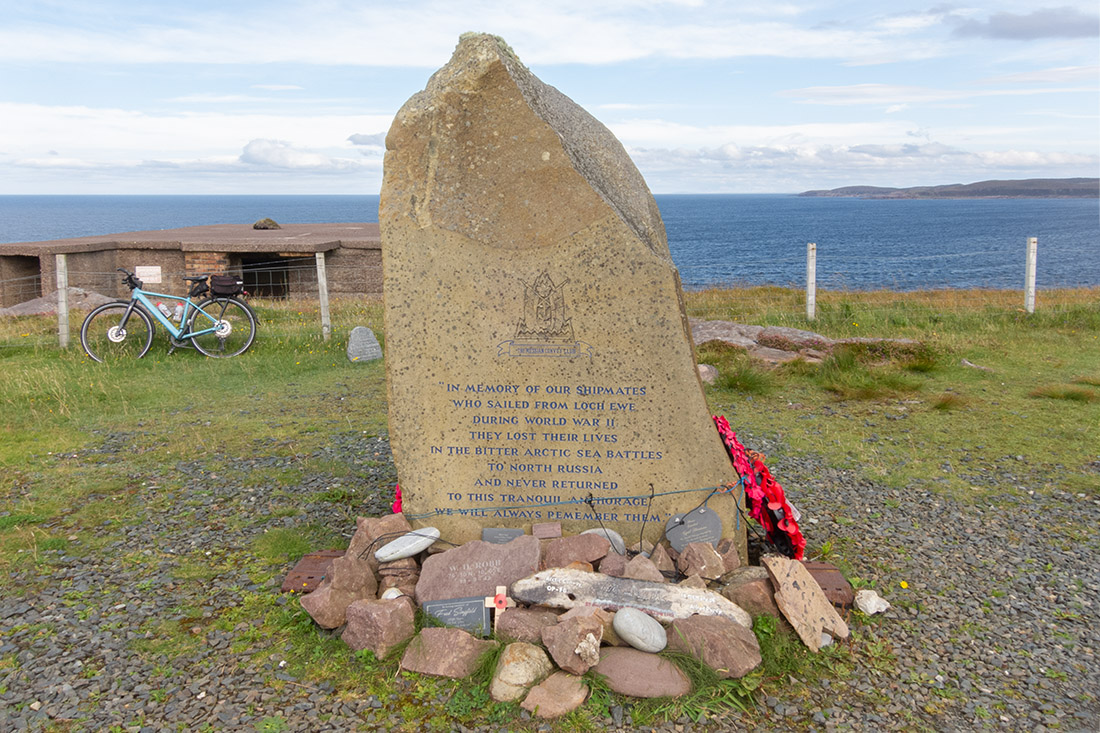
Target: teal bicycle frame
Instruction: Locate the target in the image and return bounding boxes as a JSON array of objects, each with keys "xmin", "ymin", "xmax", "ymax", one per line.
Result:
[{"xmin": 129, "ymin": 288, "xmax": 222, "ymax": 340}]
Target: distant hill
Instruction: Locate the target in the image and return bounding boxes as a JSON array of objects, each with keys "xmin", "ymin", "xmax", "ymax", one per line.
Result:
[{"xmin": 799, "ymin": 178, "xmax": 1099, "ymax": 199}]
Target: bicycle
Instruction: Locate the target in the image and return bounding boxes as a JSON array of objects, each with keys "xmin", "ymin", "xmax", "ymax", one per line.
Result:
[{"xmin": 80, "ymin": 269, "xmax": 257, "ymax": 362}]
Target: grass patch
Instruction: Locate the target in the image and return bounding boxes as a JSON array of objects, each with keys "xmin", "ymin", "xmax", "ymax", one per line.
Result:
[
  {"xmin": 931, "ymin": 393, "xmax": 970, "ymax": 411},
  {"xmin": 0, "ymin": 514, "xmax": 45, "ymax": 530},
  {"xmin": 716, "ymin": 363, "xmax": 774, "ymax": 395},
  {"xmin": 1029, "ymin": 385, "xmax": 1097, "ymax": 403}
]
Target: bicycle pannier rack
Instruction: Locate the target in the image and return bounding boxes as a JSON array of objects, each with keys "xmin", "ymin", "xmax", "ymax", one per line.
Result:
[{"xmin": 210, "ymin": 275, "xmax": 245, "ymax": 297}]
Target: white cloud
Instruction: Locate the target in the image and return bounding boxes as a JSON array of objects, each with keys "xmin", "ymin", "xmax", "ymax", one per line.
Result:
[
  {"xmin": 779, "ymin": 83, "xmax": 1097, "ymax": 106},
  {"xmin": 238, "ymin": 139, "xmax": 357, "ymax": 170},
  {"xmin": 980, "ymin": 65, "xmax": 1100, "ymax": 84}
]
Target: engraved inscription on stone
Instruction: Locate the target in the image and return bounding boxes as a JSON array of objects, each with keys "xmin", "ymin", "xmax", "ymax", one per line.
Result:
[
  {"xmin": 482, "ymin": 528, "xmax": 526, "ymax": 544},
  {"xmin": 381, "ymin": 33, "xmax": 743, "ymax": 557},
  {"xmin": 421, "ymin": 597, "xmax": 493, "ymax": 637}
]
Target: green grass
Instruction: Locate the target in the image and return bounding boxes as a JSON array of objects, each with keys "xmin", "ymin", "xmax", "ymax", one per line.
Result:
[{"xmin": 1, "ymin": 289, "xmax": 1098, "ymax": 729}]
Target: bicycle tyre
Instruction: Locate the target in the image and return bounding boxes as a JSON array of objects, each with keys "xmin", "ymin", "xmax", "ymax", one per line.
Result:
[
  {"xmin": 80, "ymin": 302, "xmax": 155, "ymax": 362},
  {"xmin": 188, "ymin": 297, "xmax": 257, "ymax": 357}
]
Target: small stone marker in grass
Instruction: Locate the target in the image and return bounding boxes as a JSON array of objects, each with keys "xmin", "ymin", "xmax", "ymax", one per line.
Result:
[{"xmin": 346, "ymin": 326, "xmax": 382, "ymax": 363}]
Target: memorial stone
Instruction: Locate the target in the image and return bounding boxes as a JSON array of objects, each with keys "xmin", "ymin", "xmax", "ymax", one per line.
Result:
[
  {"xmin": 381, "ymin": 33, "xmax": 743, "ymax": 556},
  {"xmin": 346, "ymin": 326, "xmax": 383, "ymax": 363}
]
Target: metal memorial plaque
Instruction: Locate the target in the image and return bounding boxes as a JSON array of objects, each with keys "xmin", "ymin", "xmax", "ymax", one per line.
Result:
[
  {"xmin": 421, "ymin": 596, "xmax": 493, "ymax": 637},
  {"xmin": 482, "ymin": 527, "xmax": 526, "ymax": 545},
  {"xmin": 664, "ymin": 507, "xmax": 723, "ymax": 553}
]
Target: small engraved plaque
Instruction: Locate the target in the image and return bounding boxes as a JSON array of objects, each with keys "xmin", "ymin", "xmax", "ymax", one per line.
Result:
[
  {"xmin": 664, "ymin": 507, "xmax": 723, "ymax": 552},
  {"xmin": 421, "ymin": 596, "xmax": 493, "ymax": 637},
  {"xmin": 482, "ymin": 528, "xmax": 525, "ymax": 544},
  {"xmin": 134, "ymin": 266, "xmax": 162, "ymax": 284}
]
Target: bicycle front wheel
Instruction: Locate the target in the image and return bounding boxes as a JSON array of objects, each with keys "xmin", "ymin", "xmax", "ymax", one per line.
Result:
[
  {"xmin": 189, "ymin": 297, "xmax": 256, "ymax": 357},
  {"xmin": 80, "ymin": 302, "xmax": 155, "ymax": 362}
]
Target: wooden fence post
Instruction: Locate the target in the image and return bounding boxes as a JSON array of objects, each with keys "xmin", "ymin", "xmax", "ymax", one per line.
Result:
[
  {"xmin": 806, "ymin": 242, "xmax": 817, "ymax": 321},
  {"xmin": 56, "ymin": 253, "xmax": 69, "ymax": 349},
  {"xmin": 1024, "ymin": 237, "xmax": 1037, "ymax": 314},
  {"xmin": 315, "ymin": 251, "xmax": 331, "ymax": 341}
]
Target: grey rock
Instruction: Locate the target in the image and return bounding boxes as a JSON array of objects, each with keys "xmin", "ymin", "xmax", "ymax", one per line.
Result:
[{"xmin": 346, "ymin": 326, "xmax": 383, "ymax": 363}]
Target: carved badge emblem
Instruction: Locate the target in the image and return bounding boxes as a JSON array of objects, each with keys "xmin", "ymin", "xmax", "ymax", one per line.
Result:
[{"xmin": 498, "ymin": 271, "xmax": 592, "ymax": 360}]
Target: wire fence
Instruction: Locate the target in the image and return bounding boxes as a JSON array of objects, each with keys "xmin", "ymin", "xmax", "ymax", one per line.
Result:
[{"xmin": 1, "ymin": 246, "xmax": 1097, "ymax": 351}]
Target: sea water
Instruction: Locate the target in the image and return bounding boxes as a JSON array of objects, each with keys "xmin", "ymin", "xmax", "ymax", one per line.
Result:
[{"xmin": 0, "ymin": 194, "xmax": 1096, "ymax": 290}]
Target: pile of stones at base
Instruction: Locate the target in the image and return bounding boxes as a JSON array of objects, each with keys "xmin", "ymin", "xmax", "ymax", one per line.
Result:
[{"xmin": 293, "ymin": 513, "xmax": 856, "ymax": 720}]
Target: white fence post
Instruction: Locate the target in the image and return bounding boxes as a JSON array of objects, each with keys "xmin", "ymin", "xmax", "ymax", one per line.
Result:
[
  {"xmin": 1024, "ymin": 237, "xmax": 1037, "ymax": 314},
  {"xmin": 56, "ymin": 253, "xmax": 69, "ymax": 349},
  {"xmin": 315, "ymin": 251, "xmax": 332, "ymax": 341},
  {"xmin": 806, "ymin": 242, "xmax": 817, "ymax": 321}
]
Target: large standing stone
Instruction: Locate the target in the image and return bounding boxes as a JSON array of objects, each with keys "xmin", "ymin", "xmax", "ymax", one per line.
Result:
[
  {"xmin": 415, "ymin": 536, "xmax": 541, "ymax": 604},
  {"xmin": 380, "ymin": 32, "xmax": 743, "ymax": 556}
]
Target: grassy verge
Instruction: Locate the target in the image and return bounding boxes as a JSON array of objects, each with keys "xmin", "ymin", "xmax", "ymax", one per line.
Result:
[{"xmin": 1, "ymin": 288, "xmax": 1097, "ymax": 730}]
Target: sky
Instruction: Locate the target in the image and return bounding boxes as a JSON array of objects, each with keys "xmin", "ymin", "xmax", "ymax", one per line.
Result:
[{"xmin": 1, "ymin": 0, "xmax": 1097, "ymax": 194}]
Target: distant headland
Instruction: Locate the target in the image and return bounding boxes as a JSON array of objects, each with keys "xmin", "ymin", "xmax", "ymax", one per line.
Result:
[{"xmin": 799, "ymin": 178, "xmax": 1099, "ymax": 199}]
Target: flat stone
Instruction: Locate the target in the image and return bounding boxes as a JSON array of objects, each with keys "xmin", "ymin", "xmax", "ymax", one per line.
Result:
[
  {"xmin": 697, "ymin": 364, "xmax": 718, "ymax": 384},
  {"xmin": 757, "ymin": 325, "xmax": 832, "ymax": 349},
  {"xmin": 375, "ymin": 528, "xmax": 440, "ymax": 563},
  {"xmin": 649, "ymin": 544, "xmax": 676, "ymax": 574},
  {"xmin": 612, "ymin": 607, "xmax": 666, "ymax": 653},
  {"xmin": 677, "ymin": 542, "xmax": 725, "ymax": 580},
  {"xmin": 521, "ymin": 671, "xmax": 588, "ymax": 719},
  {"xmin": 299, "ymin": 553, "xmax": 378, "ymax": 629},
  {"xmin": 513, "ymin": 568, "xmax": 750, "ymax": 627},
  {"xmin": 346, "ymin": 326, "xmax": 383, "ymax": 363},
  {"xmin": 559, "ymin": 606, "xmax": 621, "ymax": 646},
  {"xmin": 597, "ymin": 552, "xmax": 627, "ymax": 577},
  {"xmin": 679, "ymin": 574, "xmax": 708, "ymax": 590},
  {"xmin": 341, "ymin": 597, "xmax": 415, "ymax": 659},
  {"xmin": 416, "ymin": 536, "xmax": 541, "ymax": 604},
  {"xmin": 532, "ymin": 522, "xmax": 562, "ymax": 539},
  {"xmin": 399, "ymin": 627, "xmax": 498, "ymax": 679},
  {"xmin": 762, "ymin": 555, "xmax": 849, "ymax": 652},
  {"xmin": 803, "ymin": 561, "xmax": 856, "ymax": 609},
  {"xmin": 496, "ymin": 607, "xmax": 561, "ymax": 644},
  {"xmin": 622, "ymin": 554, "xmax": 666, "ymax": 583},
  {"xmin": 593, "ymin": 647, "xmax": 691, "ymax": 698},
  {"xmin": 689, "ymin": 319, "xmax": 763, "ymax": 347},
  {"xmin": 719, "ymin": 566, "xmax": 782, "ymax": 620},
  {"xmin": 381, "ymin": 33, "xmax": 743, "ymax": 553},
  {"xmin": 490, "ymin": 642, "xmax": 554, "ymax": 703},
  {"xmin": 581, "ymin": 528, "xmax": 626, "ymax": 555},
  {"xmin": 541, "ymin": 534, "xmax": 611, "ymax": 570},
  {"xmin": 667, "ymin": 615, "xmax": 762, "ymax": 679},
  {"xmin": 748, "ymin": 345, "xmax": 802, "ymax": 365},
  {"xmin": 716, "ymin": 538, "xmax": 742, "ymax": 573},
  {"xmin": 541, "ymin": 615, "xmax": 603, "ymax": 675}
]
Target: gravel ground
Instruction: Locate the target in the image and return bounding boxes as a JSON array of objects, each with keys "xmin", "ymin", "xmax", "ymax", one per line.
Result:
[{"xmin": 1, "ymin": 429, "xmax": 1097, "ymax": 732}]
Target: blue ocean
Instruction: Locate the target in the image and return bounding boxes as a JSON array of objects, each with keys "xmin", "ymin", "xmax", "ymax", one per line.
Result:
[{"xmin": 0, "ymin": 194, "xmax": 1096, "ymax": 290}]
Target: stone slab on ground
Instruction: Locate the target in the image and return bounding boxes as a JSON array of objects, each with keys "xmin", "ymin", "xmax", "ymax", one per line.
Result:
[
  {"xmin": 763, "ymin": 555, "xmax": 850, "ymax": 652},
  {"xmin": 592, "ymin": 647, "xmax": 691, "ymax": 698},
  {"xmin": 521, "ymin": 671, "xmax": 588, "ymax": 718},
  {"xmin": 667, "ymin": 614, "xmax": 762, "ymax": 679},
  {"xmin": 399, "ymin": 627, "xmax": 498, "ymax": 679}
]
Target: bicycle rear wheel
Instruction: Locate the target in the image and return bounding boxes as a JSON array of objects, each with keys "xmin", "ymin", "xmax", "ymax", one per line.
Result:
[
  {"xmin": 80, "ymin": 302, "xmax": 155, "ymax": 362},
  {"xmin": 189, "ymin": 297, "xmax": 256, "ymax": 357}
]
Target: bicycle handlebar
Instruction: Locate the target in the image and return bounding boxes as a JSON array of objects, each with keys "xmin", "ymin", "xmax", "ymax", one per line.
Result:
[{"xmin": 117, "ymin": 268, "xmax": 142, "ymax": 291}]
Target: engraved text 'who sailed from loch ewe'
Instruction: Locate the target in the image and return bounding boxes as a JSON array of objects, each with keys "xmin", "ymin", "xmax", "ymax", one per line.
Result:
[{"xmin": 380, "ymin": 33, "xmax": 743, "ymax": 554}]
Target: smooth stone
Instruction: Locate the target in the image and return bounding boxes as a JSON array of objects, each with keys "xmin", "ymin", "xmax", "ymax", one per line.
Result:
[
  {"xmin": 374, "ymin": 527, "xmax": 440, "ymax": 562},
  {"xmin": 380, "ymin": 588, "xmax": 405, "ymax": 600},
  {"xmin": 593, "ymin": 647, "xmax": 691, "ymax": 698},
  {"xmin": 581, "ymin": 528, "xmax": 626, "ymax": 555},
  {"xmin": 612, "ymin": 607, "xmax": 666, "ymax": 653}
]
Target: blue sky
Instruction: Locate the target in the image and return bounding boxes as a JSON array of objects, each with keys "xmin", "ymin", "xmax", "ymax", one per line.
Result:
[{"xmin": 1, "ymin": 1, "xmax": 1097, "ymax": 194}]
